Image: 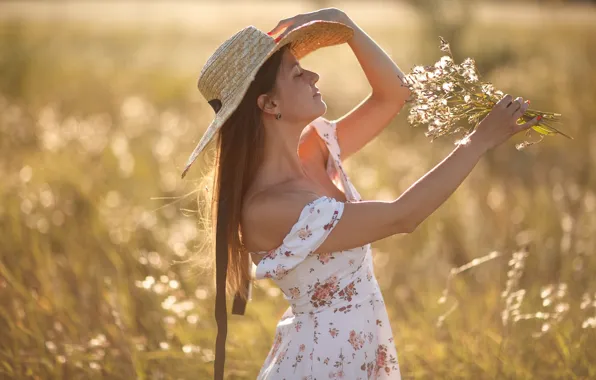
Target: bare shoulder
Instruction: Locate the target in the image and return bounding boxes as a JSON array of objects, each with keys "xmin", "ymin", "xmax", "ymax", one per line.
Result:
[
  {"xmin": 243, "ymin": 189, "xmax": 415, "ymax": 260},
  {"xmin": 242, "ymin": 188, "xmax": 320, "ymax": 254}
]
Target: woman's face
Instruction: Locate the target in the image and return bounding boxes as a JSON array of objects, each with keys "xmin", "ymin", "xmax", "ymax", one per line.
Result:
[{"xmin": 271, "ymin": 49, "xmax": 326, "ymax": 123}]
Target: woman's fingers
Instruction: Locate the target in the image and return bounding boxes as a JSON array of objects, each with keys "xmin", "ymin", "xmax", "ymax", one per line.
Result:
[
  {"xmin": 508, "ymin": 97, "xmax": 524, "ymax": 115},
  {"xmin": 275, "ymin": 26, "xmax": 297, "ymax": 41},
  {"xmin": 514, "ymin": 115, "xmax": 540, "ymax": 134},
  {"xmin": 268, "ymin": 18, "xmax": 293, "ymax": 36},
  {"xmin": 512, "ymin": 101, "xmax": 530, "ymax": 120},
  {"xmin": 496, "ymin": 94, "xmax": 513, "ymax": 109}
]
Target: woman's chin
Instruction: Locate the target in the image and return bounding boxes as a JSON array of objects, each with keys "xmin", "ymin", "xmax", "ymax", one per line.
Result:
[{"xmin": 314, "ymin": 98, "xmax": 327, "ymax": 111}]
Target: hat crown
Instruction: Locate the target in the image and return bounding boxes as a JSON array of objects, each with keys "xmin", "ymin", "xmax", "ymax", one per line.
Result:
[{"xmin": 197, "ymin": 26, "xmax": 275, "ymax": 107}]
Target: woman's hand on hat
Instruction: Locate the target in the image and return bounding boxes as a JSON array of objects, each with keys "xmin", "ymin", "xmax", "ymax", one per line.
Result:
[{"xmin": 267, "ymin": 7, "xmax": 350, "ymax": 42}]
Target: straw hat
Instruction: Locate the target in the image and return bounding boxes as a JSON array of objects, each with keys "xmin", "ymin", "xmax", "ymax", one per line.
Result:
[{"xmin": 180, "ymin": 20, "xmax": 354, "ymax": 178}]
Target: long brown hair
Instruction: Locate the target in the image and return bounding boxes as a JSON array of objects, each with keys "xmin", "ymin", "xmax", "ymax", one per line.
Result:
[
  {"xmin": 195, "ymin": 44, "xmax": 289, "ymax": 299},
  {"xmin": 195, "ymin": 43, "xmax": 289, "ymax": 380}
]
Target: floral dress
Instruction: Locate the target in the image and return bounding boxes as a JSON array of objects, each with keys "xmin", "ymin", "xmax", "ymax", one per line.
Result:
[{"xmin": 251, "ymin": 116, "xmax": 401, "ymax": 379}]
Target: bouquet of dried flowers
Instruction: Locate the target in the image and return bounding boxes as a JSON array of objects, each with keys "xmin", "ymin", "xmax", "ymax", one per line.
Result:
[{"xmin": 403, "ymin": 37, "xmax": 573, "ymax": 150}]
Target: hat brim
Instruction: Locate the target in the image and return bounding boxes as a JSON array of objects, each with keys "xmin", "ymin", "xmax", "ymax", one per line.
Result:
[{"xmin": 181, "ymin": 20, "xmax": 354, "ymax": 179}]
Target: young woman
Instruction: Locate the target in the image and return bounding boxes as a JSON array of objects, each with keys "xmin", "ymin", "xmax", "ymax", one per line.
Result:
[{"xmin": 181, "ymin": 8, "xmax": 538, "ymax": 380}]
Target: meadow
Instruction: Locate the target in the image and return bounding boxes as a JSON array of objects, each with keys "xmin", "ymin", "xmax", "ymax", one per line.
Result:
[{"xmin": 1, "ymin": 1, "xmax": 595, "ymax": 379}]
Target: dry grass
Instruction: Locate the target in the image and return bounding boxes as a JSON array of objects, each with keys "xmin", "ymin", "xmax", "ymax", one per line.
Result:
[{"xmin": 0, "ymin": 1, "xmax": 595, "ymax": 379}]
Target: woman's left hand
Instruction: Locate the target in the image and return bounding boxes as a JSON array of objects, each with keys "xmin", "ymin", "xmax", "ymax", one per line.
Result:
[{"xmin": 267, "ymin": 8, "xmax": 350, "ymax": 42}]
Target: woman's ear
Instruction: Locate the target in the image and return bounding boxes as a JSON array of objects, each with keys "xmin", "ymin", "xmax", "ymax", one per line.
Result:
[{"xmin": 257, "ymin": 94, "xmax": 277, "ymax": 116}]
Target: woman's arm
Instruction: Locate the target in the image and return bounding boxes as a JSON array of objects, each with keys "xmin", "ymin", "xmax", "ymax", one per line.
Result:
[
  {"xmin": 247, "ymin": 95, "xmax": 538, "ymax": 255},
  {"xmin": 267, "ymin": 8, "xmax": 411, "ymax": 161},
  {"xmin": 331, "ymin": 10, "xmax": 411, "ymax": 160},
  {"xmin": 245, "ymin": 139, "xmax": 485, "ymax": 256}
]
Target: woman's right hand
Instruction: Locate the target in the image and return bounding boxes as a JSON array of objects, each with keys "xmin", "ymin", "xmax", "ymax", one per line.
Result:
[{"xmin": 471, "ymin": 94, "xmax": 541, "ymax": 154}]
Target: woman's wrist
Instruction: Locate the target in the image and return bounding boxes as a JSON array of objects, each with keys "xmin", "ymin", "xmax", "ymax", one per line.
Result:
[
  {"xmin": 455, "ymin": 131, "xmax": 489, "ymax": 158},
  {"xmin": 472, "ymin": 132, "xmax": 491, "ymax": 156},
  {"xmin": 332, "ymin": 9, "xmax": 355, "ymax": 29}
]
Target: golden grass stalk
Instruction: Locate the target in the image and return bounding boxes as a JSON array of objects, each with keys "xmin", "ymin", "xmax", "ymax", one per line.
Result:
[{"xmin": 436, "ymin": 250, "xmax": 502, "ymax": 327}]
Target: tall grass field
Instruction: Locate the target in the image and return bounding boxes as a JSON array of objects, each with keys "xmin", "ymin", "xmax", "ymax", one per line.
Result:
[{"xmin": 1, "ymin": 1, "xmax": 595, "ymax": 379}]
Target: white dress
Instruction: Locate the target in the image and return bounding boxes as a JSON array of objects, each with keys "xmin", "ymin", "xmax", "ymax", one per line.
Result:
[{"xmin": 251, "ymin": 117, "xmax": 401, "ymax": 379}]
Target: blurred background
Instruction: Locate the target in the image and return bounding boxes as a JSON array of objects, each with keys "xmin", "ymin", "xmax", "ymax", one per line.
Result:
[{"xmin": 1, "ymin": 0, "xmax": 595, "ymax": 378}]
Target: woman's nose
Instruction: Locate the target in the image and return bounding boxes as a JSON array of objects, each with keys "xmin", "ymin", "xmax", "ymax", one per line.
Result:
[{"xmin": 310, "ymin": 71, "xmax": 319, "ymax": 85}]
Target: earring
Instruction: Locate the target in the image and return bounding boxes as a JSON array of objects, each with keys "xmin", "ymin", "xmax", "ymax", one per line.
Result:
[{"xmin": 275, "ymin": 113, "xmax": 282, "ymax": 120}]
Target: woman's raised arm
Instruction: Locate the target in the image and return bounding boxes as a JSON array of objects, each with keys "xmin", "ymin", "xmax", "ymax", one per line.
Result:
[
  {"xmin": 246, "ymin": 94, "xmax": 540, "ymax": 256},
  {"xmin": 245, "ymin": 134, "xmax": 485, "ymax": 256}
]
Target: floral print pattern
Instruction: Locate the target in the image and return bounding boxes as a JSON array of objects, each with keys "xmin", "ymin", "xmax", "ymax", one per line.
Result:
[
  {"xmin": 348, "ymin": 330, "xmax": 366, "ymax": 351},
  {"xmin": 316, "ymin": 252, "xmax": 335, "ymax": 264},
  {"xmin": 253, "ymin": 117, "xmax": 401, "ymax": 379},
  {"xmin": 309, "ymin": 275, "xmax": 340, "ymax": 308}
]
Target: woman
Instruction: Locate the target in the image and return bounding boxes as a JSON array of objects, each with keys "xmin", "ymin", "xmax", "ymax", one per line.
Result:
[{"xmin": 181, "ymin": 8, "xmax": 538, "ymax": 380}]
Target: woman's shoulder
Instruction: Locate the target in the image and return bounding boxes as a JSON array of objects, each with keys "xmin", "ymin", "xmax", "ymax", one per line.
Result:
[{"xmin": 242, "ymin": 185, "xmax": 322, "ymax": 253}]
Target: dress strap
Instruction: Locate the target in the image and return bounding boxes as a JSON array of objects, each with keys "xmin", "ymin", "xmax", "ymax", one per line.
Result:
[{"xmin": 310, "ymin": 117, "xmax": 361, "ymax": 202}]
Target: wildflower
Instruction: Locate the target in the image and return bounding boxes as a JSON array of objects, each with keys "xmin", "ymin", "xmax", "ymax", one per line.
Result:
[{"xmin": 404, "ymin": 37, "xmax": 572, "ymax": 149}]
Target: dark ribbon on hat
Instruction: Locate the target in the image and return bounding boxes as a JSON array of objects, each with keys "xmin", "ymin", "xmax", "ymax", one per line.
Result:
[
  {"xmin": 209, "ymin": 99, "xmax": 223, "ymax": 114},
  {"xmin": 214, "ymin": 198, "xmax": 250, "ymax": 380}
]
